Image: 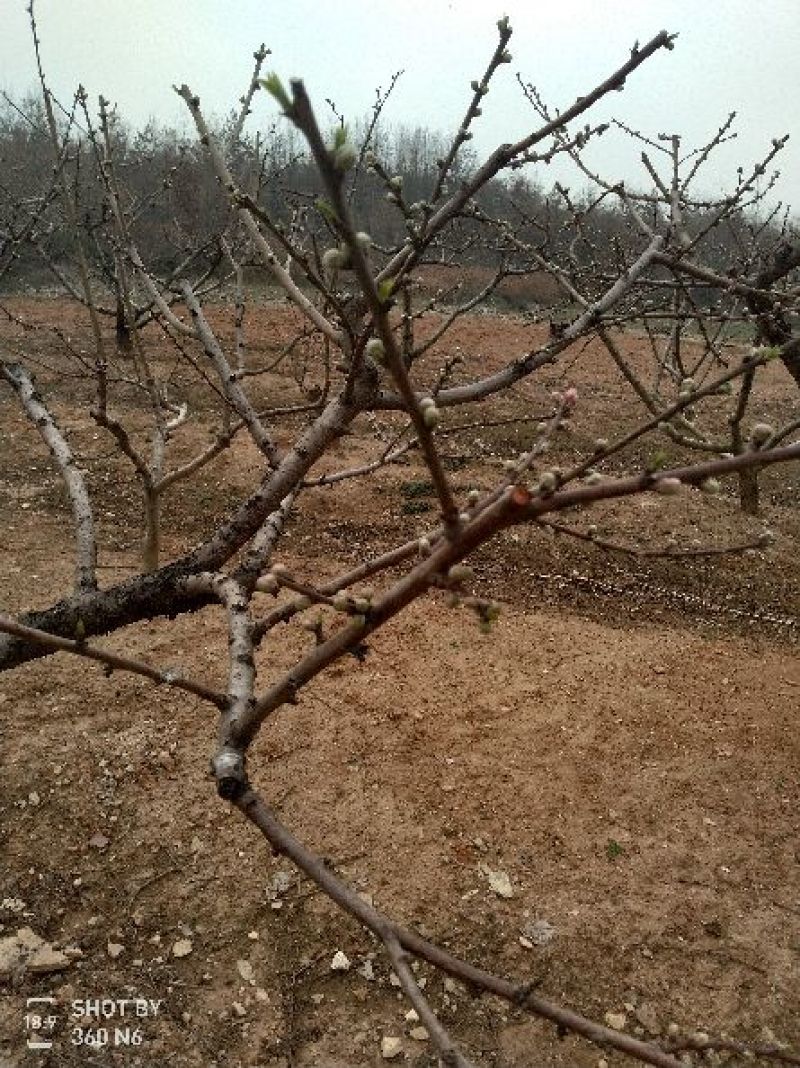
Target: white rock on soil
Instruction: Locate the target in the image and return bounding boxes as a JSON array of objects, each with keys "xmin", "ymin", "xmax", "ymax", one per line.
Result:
[
  {"xmin": 604, "ymin": 1012, "xmax": 627, "ymax": 1031},
  {"xmin": 171, "ymin": 939, "xmax": 193, "ymax": 958},
  {"xmin": 29, "ymin": 947, "xmax": 71, "ymax": 974},
  {"xmin": 381, "ymin": 1036, "xmax": 403, "ymax": 1059},
  {"xmin": 330, "ymin": 950, "xmax": 351, "ymax": 972},
  {"xmin": 0, "ymin": 929, "xmax": 71, "ymax": 979},
  {"xmin": 482, "ymin": 866, "xmax": 514, "ymax": 898}
]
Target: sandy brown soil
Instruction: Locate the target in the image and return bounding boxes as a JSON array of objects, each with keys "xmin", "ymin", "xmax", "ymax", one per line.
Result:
[{"xmin": 0, "ymin": 298, "xmax": 798, "ymax": 1067}]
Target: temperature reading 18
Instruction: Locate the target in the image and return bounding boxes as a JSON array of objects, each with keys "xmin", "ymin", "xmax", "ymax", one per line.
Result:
[{"xmin": 71, "ymin": 1026, "xmax": 143, "ymax": 1048}]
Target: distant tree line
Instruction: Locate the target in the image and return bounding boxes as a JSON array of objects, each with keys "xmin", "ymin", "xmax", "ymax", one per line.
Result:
[{"xmin": 0, "ymin": 90, "xmax": 784, "ymax": 308}]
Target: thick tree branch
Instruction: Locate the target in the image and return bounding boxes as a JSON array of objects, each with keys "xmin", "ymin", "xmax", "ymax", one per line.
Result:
[{"xmin": 2, "ymin": 359, "xmax": 97, "ymax": 592}]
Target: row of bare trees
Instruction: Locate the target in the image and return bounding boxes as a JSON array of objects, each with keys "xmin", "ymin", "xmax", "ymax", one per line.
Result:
[{"xmin": 1, "ymin": 5, "xmax": 799, "ymax": 1064}]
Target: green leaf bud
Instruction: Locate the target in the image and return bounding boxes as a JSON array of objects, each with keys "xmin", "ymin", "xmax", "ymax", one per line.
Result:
[
  {"xmin": 333, "ymin": 141, "xmax": 357, "ymax": 171},
  {"xmin": 377, "ymin": 278, "xmax": 395, "ymax": 303},
  {"xmin": 259, "ymin": 73, "xmax": 292, "ymax": 113},
  {"xmin": 448, "ymin": 563, "xmax": 473, "ymax": 583},
  {"xmin": 365, "ymin": 338, "xmax": 386, "ymax": 363},
  {"xmin": 537, "ymin": 470, "xmax": 558, "ymax": 492},
  {"xmin": 750, "ymin": 422, "xmax": 774, "ymax": 446},
  {"xmin": 422, "ymin": 405, "xmax": 440, "ymax": 429},
  {"xmin": 322, "ymin": 247, "xmax": 344, "ymax": 273}
]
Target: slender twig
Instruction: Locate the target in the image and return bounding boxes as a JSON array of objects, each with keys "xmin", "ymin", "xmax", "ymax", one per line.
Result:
[{"xmin": 0, "ymin": 615, "xmax": 226, "ymax": 708}]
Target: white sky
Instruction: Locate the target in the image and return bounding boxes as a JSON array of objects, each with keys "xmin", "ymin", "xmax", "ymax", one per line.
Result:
[{"xmin": 3, "ymin": 1, "xmax": 799, "ymax": 210}]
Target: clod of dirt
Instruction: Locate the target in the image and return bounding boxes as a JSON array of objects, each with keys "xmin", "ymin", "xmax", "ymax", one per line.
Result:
[
  {"xmin": 268, "ymin": 871, "xmax": 293, "ymax": 900},
  {"xmin": 520, "ymin": 918, "xmax": 557, "ymax": 947},
  {"xmin": 409, "ymin": 1026, "xmax": 430, "ymax": 1041},
  {"xmin": 88, "ymin": 832, "xmax": 109, "ymax": 850},
  {"xmin": 0, "ymin": 927, "xmax": 71, "ymax": 978},
  {"xmin": 171, "ymin": 938, "xmax": 193, "ymax": 958},
  {"xmin": 634, "ymin": 1002, "xmax": 661, "ymax": 1035},
  {"xmin": 107, "ymin": 942, "xmax": 124, "ymax": 958},
  {"xmin": 237, "ymin": 959, "xmax": 256, "ymax": 983},
  {"xmin": 0, "ymin": 898, "xmax": 26, "ymax": 914}
]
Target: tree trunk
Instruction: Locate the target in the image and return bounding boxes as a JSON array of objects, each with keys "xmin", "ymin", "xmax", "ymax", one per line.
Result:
[
  {"xmin": 142, "ymin": 486, "xmax": 161, "ymax": 572},
  {"xmin": 738, "ymin": 466, "xmax": 760, "ymax": 516},
  {"xmin": 115, "ymin": 292, "xmax": 132, "ymax": 352}
]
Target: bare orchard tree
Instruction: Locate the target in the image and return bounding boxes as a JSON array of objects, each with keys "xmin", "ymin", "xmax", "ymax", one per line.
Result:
[
  {"xmin": 507, "ymin": 84, "xmax": 800, "ymax": 515},
  {"xmin": 2, "ymin": 13, "xmax": 800, "ymax": 1067}
]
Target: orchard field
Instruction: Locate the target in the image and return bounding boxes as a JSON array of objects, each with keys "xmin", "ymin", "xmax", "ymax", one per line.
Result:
[{"xmin": 1, "ymin": 297, "xmax": 798, "ymax": 1067}]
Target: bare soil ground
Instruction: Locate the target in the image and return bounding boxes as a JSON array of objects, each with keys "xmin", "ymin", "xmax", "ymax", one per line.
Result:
[{"xmin": 0, "ymin": 298, "xmax": 798, "ymax": 1067}]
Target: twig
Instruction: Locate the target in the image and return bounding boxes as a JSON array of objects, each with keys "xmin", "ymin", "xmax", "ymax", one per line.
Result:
[{"xmin": 0, "ymin": 615, "xmax": 226, "ymax": 708}]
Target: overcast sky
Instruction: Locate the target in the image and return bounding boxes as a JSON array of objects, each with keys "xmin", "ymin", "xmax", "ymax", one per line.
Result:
[{"xmin": 3, "ymin": 1, "xmax": 799, "ymax": 210}]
